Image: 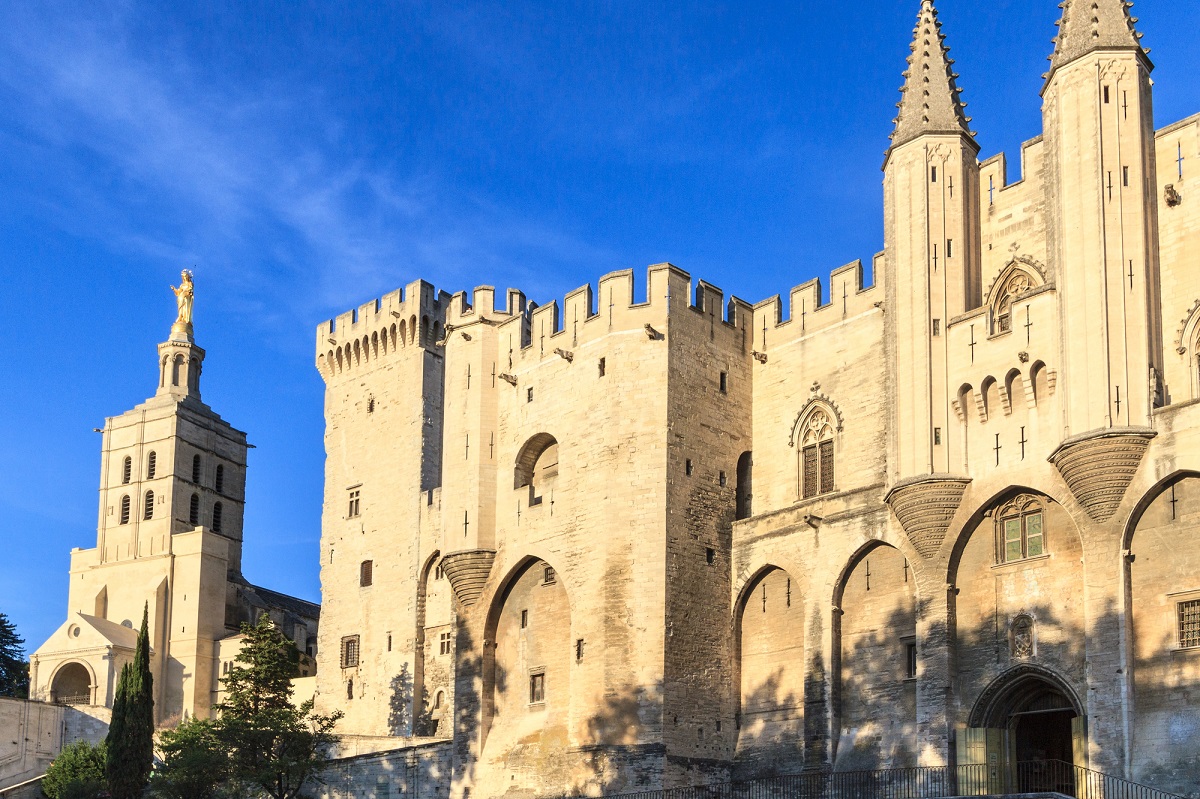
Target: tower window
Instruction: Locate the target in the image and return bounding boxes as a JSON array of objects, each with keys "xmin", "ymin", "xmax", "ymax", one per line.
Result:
[
  {"xmin": 720, "ymin": 372, "xmax": 728, "ymax": 393},
  {"xmin": 932, "ymin": 319, "xmax": 941, "ymax": 337},
  {"xmin": 931, "ymin": 166, "xmax": 937, "ymax": 183},
  {"xmin": 543, "ymin": 565, "xmax": 556, "ymax": 585},
  {"xmin": 215, "ymin": 465, "xmax": 225, "ymax": 495},
  {"xmin": 212, "ymin": 502, "xmax": 224, "ymax": 533},
  {"xmin": 529, "ymin": 672, "xmax": 545, "ymax": 704},
  {"xmin": 1103, "ymin": 85, "xmax": 1111, "ymax": 104},
  {"xmin": 144, "ymin": 491, "xmax": 155, "ymax": 521},
  {"xmin": 119, "ymin": 495, "xmax": 131, "ymax": 525},
  {"xmin": 439, "ymin": 631, "xmax": 452, "ymax": 655},
  {"xmin": 685, "ymin": 459, "xmax": 694, "ymax": 476},
  {"xmin": 946, "ymin": 240, "xmax": 953, "ymax": 258},
  {"xmin": 1123, "ymin": 166, "xmax": 1130, "ymax": 187},
  {"xmin": 189, "ymin": 494, "xmax": 199, "ymax": 526},
  {"xmin": 527, "ymin": 387, "xmax": 534, "ymax": 403},
  {"xmin": 192, "ymin": 454, "xmax": 202, "ymax": 484},
  {"xmin": 122, "ymin": 456, "xmax": 132, "ymax": 485},
  {"xmin": 934, "ymin": 428, "xmax": 942, "ymax": 446},
  {"xmin": 340, "ymin": 635, "xmax": 360, "ymax": 668},
  {"xmin": 348, "ymin": 489, "xmax": 361, "ymax": 518},
  {"xmin": 146, "ymin": 452, "xmax": 156, "ymax": 480},
  {"xmin": 520, "ymin": 609, "xmax": 528, "ymax": 629},
  {"xmin": 435, "ymin": 564, "xmax": 445, "ymax": 580},
  {"xmin": 346, "ymin": 679, "xmax": 354, "ymax": 700},
  {"xmin": 360, "ymin": 560, "xmax": 373, "ymax": 587},
  {"xmin": 598, "ymin": 358, "xmax": 606, "ymax": 377},
  {"xmin": 995, "ymin": 495, "xmax": 1046, "ymax": 564},
  {"xmin": 903, "ymin": 637, "xmax": 918, "ymax": 679},
  {"xmin": 575, "ymin": 639, "xmax": 585, "ymax": 662}
]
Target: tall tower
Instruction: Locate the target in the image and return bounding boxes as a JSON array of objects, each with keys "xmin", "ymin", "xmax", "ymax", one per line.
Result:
[
  {"xmin": 1043, "ymin": 0, "xmax": 1162, "ymax": 435},
  {"xmin": 884, "ymin": 0, "xmax": 982, "ymax": 481}
]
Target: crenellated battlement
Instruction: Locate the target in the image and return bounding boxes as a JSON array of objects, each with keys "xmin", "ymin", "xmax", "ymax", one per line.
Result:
[
  {"xmin": 315, "ymin": 279, "xmax": 452, "ymax": 380},
  {"xmin": 750, "ymin": 255, "xmax": 884, "ymax": 351}
]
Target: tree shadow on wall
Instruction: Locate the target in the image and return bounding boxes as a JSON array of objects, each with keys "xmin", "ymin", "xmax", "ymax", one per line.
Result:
[
  {"xmin": 732, "ymin": 669, "xmax": 804, "ymax": 781},
  {"xmin": 388, "ymin": 662, "xmax": 442, "ymax": 738}
]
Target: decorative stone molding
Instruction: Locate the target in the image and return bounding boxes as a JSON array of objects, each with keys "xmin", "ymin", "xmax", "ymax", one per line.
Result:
[
  {"xmin": 439, "ymin": 549, "xmax": 497, "ymax": 608},
  {"xmin": 885, "ymin": 475, "xmax": 972, "ymax": 560},
  {"xmin": 1048, "ymin": 428, "xmax": 1156, "ymax": 522},
  {"xmin": 788, "ymin": 395, "xmax": 844, "ymax": 447}
]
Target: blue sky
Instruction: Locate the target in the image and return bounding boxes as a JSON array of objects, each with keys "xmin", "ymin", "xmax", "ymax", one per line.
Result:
[{"xmin": 2, "ymin": 0, "xmax": 1198, "ymax": 652}]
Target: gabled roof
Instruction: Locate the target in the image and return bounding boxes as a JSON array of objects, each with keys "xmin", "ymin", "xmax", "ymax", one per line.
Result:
[
  {"xmin": 889, "ymin": 0, "xmax": 975, "ymax": 154},
  {"xmin": 33, "ymin": 613, "xmax": 140, "ymax": 658}
]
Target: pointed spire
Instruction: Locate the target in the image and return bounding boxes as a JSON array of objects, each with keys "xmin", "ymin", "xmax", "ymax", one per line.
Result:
[
  {"xmin": 889, "ymin": 0, "xmax": 975, "ymax": 153},
  {"xmin": 1047, "ymin": 0, "xmax": 1148, "ymax": 77}
]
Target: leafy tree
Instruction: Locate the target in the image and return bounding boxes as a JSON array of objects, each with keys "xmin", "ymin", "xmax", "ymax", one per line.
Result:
[
  {"xmin": 106, "ymin": 604, "xmax": 155, "ymax": 799},
  {"xmin": 0, "ymin": 612, "xmax": 29, "ymax": 698},
  {"xmin": 151, "ymin": 717, "xmax": 228, "ymax": 799},
  {"xmin": 216, "ymin": 615, "xmax": 341, "ymax": 799},
  {"xmin": 43, "ymin": 740, "xmax": 107, "ymax": 799}
]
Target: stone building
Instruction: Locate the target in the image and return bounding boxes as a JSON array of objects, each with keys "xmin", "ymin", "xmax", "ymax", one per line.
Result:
[
  {"xmin": 30, "ymin": 315, "xmax": 319, "ymax": 725},
  {"xmin": 310, "ymin": 1, "xmax": 1200, "ymax": 797}
]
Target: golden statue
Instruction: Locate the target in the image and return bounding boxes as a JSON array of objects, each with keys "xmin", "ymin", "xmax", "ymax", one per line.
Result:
[{"xmin": 171, "ymin": 270, "xmax": 194, "ymax": 326}]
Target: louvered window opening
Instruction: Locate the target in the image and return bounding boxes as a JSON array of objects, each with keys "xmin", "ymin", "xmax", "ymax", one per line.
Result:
[
  {"xmin": 144, "ymin": 491, "xmax": 154, "ymax": 520},
  {"xmin": 147, "ymin": 452, "xmax": 157, "ymax": 479},
  {"xmin": 192, "ymin": 454, "xmax": 202, "ymax": 484},
  {"xmin": 119, "ymin": 495, "xmax": 131, "ymax": 525},
  {"xmin": 189, "ymin": 494, "xmax": 200, "ymax": 526},
  {"xmin": 213, "ymin": 502, "xmax": 223, "ymax": 533},
  {"xmin": 215, "ymin": 465, "xmax": 225, "ymax": 494},
  {"xmin": 122, "ymin": 457, "xmax": 132, "ymax": 485}
]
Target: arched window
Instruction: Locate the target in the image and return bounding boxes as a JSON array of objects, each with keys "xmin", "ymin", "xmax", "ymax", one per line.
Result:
[
  {"xmin": 514, "ymin": 434, "xmax": 559, "ymax": 507},
  {"xmin": 192, "ymin": 454, "xmax": 202, "ymax": 484},
  {"xmin": 146, "ymin": 452, "xmax": 157, "ymax": 480},
  {"xmin": 996, "ymin": 494, "xmax": 1046, "ymax": 564},
  {"xmin": 119, "ymin": 495, "xmax": 131, "ymax": 525},
  {"xmin": 991, "ymin": 269, "xmax": 1035, "ymax": 335},
  {"xmin": 122, "ymin": 456, "xmax": 132, "ymax": 485},
  {"xmin": 798, "ymin": 409, "xmax": 835, "ymax": 499},
  {"xmin": 143, "ymin": 491, "xmax": 154, "ymax": 520},
  {"xmin": 215, "ymin": 465, "xmax": 225, "ymax": 495},
  {"xmin": 189, "ymin": 493, "xmax": 200, "ymax": 526},
  {"xmin": 212, "ymin": 502, "xmax": 224, "ymax": 533}
]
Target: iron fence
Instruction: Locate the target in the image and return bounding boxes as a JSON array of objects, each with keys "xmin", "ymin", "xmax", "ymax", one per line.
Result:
[{"xmin": 572, "ymin": 760, "xmax": 1188, "ymax": 799}]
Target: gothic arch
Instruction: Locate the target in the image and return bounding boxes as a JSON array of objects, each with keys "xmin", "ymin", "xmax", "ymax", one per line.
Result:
[
  {"xmin": 413, "ymin": 549, "xmax": 443, "ymax": 736},
  {"xmin": 788, "ymin": 396, "xmax": 844, "ymax": 447},
  {"xmin": 986, "ymin": 260, "xmax": 1045, "ymax": 336},
  {"xmin": 480, "ymin": 555, "xmax": 573, "ymax": 752},
  {"xmin": 984, "ymin": 257, "xmax": 1048, "ymax": 307},
  {"xmin": 967, "ymin": 663, "xmax": 1083, "ymax": 729}
]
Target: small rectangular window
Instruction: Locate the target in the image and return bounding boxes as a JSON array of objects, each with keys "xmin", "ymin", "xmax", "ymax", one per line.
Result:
[
  {"xmin": 598, "ymin": 358, "xmax": 606, "ymax": 377},
  {"xmin": 435, "ymin": 564, "xmax": 445, "ymax": 580},
  {"xmin": 931, "ymin": 166, "xmax": 937, "ymax": 183},
  {"xmin": 575, "ymin": 638, "xmax": 585, "ymax": 662},
  {"xmin": 387, "ymin": 633, "xmax": 392, "ymax": 652},
  {"xmin": 719, "ymin": 471, "xmax": 727, "ymax": 487},
  {"xmin": 932, "ymin": 319, "xmax": 941, "ymax": 337},
  {"xmin": 340, "ymin": 635, "xmax": 360, "ymax": 669},
  {"xmin": 439, "ymin": 631, "xmax": 452, "ymax": 655},
  {"xmin": 360, "ymin": 560, "xmax": 373, "ymax": 587},
  {"xmin": 946, "ymin": 240, "xmax": 953, "ymax": 258},
  {"xmin": 529, "ymin": 672, "xmax": 545, "ymax": 704},
  {"xmin": 1179, "ymin": 599, "xmax": 1200, "ymax": 649},
  {"xmin": 520, "ymin": 609, "xmax": 528, "ymax": 629},
  {"xmin": 1104, "ymin": 85, "xmax": 1111, "ymax": 104},
  {"xmin": 348, "ymin": 489, "xmax": 361, "ymax": 518},
  {"xmin": 1123, "ymin": 166, "xmax": 1130, "ymax": 187},
  {"xmin": 934, "ymin": 428, "xmax": 942, "ymax": 446},
  {"xmin": 903, "ymin": 638, "xmax": 918, "ymax": 679},
  {"xmin": 719, "ymin": 372, "xmax": 728, "ymax": 393},
  {"xmin": 543, "ymin": 566, "xmax": 556, "ymax": 585},
  {"xmin": 527, "ymin": 387, "xmax": 534, "ymax": 403},
  {"xmin": 706, "ymin": 547, "xmax": 715, "ymax": 565},
  {"xmin": 685, "ymin": 459, "xmax": 694, "ymax": 476}
]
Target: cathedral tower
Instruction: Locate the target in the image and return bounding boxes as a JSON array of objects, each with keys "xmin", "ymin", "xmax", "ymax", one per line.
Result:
[
  {"xmin": 1042, "ymin": 0, "xmax": 1163, "ymax": 434},
  {"xmin": 884, "ymin": 0, "xmax": 982, "ymax": 480}
]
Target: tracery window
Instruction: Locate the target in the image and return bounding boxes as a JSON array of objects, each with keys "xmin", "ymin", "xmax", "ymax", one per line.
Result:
[
  {"xmin": 995, "ymin": 495, "xmax": 1046, "ymax": 564},
  {"xmin": 799, "ymin": 409, "xmax": 835, "ymax": 499},
  {"xmin": 993, "ymin": 270, "xmax": 1033, "ymax": 335}
]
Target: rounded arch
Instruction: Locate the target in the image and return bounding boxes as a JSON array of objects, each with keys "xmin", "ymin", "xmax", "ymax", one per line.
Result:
[
  {"xmin": 967, "ymin": 663, "xmax": 1083, "ymax": 728},
  {"xmin": 371, "ymin": 331, "xmax": 379, "ymax": 359},
  {"xmin": 957, "ymin": 383, "xmax": 976, "ymax": 423},
  {"xmin": 514, "ymin": 433, "xmax": 558, "ymax": 489},
  {"xmin": 409, "ymin": 315, "xmax": 417, "ymax": 344},
  {"xmin": 50, "ymin": 660, "xmax": 95, "ymax": 704},
  {"xmin": 1004, "ymin": 368, "xmax": 1025, "ymax": 412},
  {"xmin": 980, "ymin": 376, "xmax": 999, "ymax": 420},
  {"xmin": 1029, "ymin": 361, "xmax": 1050, "ymax": 405}
]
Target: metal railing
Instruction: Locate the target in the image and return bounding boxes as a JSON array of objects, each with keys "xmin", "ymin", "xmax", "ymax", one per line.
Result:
[
  {"xmin": 575, "ymin": 761, "xmax": 1188, "ymax": 799},
  {"xmin": 53, "ymin": 694, "xmax": 91, "ymax": 706}
]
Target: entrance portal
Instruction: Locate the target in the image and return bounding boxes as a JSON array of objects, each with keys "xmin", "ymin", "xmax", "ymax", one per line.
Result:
[{"xmin": 960, "ymin": 667, "xmax": 1084, "ymax": 795}]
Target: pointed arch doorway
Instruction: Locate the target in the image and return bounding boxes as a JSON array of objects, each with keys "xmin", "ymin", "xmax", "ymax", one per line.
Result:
[{"xmin": 959, "ymin": 667, "xmax": 1085, "ymax": 794}]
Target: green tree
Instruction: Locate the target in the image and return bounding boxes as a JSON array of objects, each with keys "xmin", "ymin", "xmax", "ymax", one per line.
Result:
[
  {"xmin": 0, "ymin": 612, "xmax": 29, "ymax": 698},
  {"xmin": 151, "ymin": 717, "xmax": 228, "ymax": 799},
  {"xmin": 106, "ymin": 604, "xmax": 155, "ymax": 799},
  {"xmin": 43, "ymin": 740, "xmax": 107, "ymax": 799},
  {"xmin": 216, "ymin": 615, "xmax": 341, "ymax": 799}
]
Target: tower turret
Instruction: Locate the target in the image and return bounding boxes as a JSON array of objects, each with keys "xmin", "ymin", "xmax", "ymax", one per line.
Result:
[
  {"xmin": 885, "ymin": 0, "xmax": 982, "ymax": 480},
  {"xmin": 1042, "ymin": 0, "xmax": 1162, "ymax": 435}
]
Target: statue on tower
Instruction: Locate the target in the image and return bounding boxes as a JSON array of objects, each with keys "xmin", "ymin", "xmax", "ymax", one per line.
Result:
[{"xmin": 170, "ymin": 270, "xmax": 194, "ymax": 340}]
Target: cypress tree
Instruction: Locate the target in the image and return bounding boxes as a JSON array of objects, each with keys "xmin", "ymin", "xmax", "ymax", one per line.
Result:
[
  {"xmin": 0, "ymin": 613, "xmax": 29, "ymax": 698},
  {"xmin": 106, "ymin": 604, "xmax": 155, "ymax": 799}
]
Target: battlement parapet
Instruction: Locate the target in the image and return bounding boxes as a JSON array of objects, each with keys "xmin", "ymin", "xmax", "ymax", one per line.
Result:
[
  {"xmin": 315, "ymin": 279, "xmax": 452, "ymax": 380},
  {"xmin": 751, "ymin": 255, "xmax": 883, "ymax": 350}
]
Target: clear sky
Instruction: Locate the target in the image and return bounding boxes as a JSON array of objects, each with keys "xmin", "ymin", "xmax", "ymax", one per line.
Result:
[{"xmin": 2, "ymin": 0, "xmax": 1198, "ymax": 652}]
